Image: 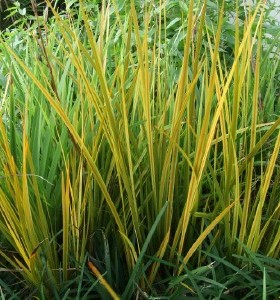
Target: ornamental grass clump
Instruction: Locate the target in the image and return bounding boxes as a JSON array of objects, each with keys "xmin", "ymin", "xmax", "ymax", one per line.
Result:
[{"xmin": 0, "ymin": 0, "xmax": 279, "ymax": 298}]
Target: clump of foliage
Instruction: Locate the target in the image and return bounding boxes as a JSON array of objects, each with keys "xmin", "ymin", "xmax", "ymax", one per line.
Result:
[
  {"xmin": 0, "ymin": 0, "xmax": 279, "ymax": 298},
  {"xmin": 0, "ymin": 0, "xmax": 67, "ymax": 30}
]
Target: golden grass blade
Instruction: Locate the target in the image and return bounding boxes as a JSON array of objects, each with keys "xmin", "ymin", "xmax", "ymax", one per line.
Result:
[
  {"xmin": 130, "ymin": 0, "xmax": 157, "ymax": 202},
  {"xmin": 148, "ymin": 230, "xmax": 170, "ymax": 284},
  {"xmin": 88, "ymin": 261, "xmax": 120, "ymax": 300},
  {"xmin": 247, "ymin": 130, "xmax": 280, "ymax": 252},
  {"xmin": 178, "ymin": 201, "xmax": 235, "ymax": 275},
  {"xmin": 61, "ymin": 171, "xmax": 70, "ymax": 281},
  {"xmin": 238, "ymin": 14, "xmax": 263, "ymax": 253}
]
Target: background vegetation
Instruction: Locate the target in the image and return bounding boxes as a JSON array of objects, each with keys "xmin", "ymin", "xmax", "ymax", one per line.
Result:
[{"xmin": 0, "ymin": 0, "xmax": 279, "ymax": 298}]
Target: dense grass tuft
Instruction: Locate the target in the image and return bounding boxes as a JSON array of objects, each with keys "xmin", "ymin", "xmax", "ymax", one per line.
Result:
[{"xmin": 0, "ymin": 0, "xmax": 279, "ymax": 298}]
